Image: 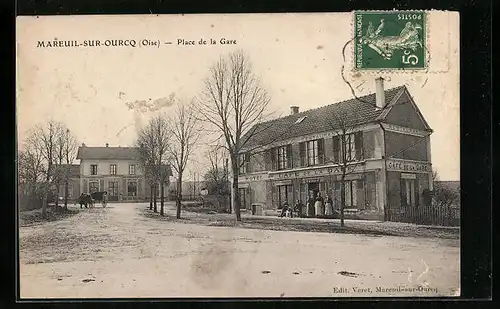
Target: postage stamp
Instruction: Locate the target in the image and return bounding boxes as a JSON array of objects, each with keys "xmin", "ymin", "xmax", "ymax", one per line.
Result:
[{"xmin": 354, "ymin": 11, "xmax": 427, "ymax": 70}]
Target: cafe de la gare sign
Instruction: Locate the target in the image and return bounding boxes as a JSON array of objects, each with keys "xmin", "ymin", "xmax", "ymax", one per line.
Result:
[{"xmin": 386, "ymin": 159, "xmax": 431, "ymax": 173}]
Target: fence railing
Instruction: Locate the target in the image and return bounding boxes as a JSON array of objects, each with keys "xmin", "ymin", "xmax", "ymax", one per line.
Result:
[{"xmin": 388, "ymin": 205, "xmax": 460, "ymax": 226}]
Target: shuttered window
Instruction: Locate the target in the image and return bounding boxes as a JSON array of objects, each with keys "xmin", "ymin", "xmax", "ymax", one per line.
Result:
[
  {"xmin": 333, "ymin": 136, "xmax": 340, "ymax": 163},
  {"xmin": 305, "ymin": 139, "xmax": 324, "ymax": 166},
  {"xmin": 355, "ymin": 132, "xmax": 364, "ymax": 160},
  {"xmin": 333, "ymin": 132, "xmax": 363, "ymax": 163},
  {"xmin": 299, "ymin": 142, "xmax": 306, "ymax": 166},
  {"xmin": 276, "ymin": 144, "xmax": 292, "ymax": 170}
]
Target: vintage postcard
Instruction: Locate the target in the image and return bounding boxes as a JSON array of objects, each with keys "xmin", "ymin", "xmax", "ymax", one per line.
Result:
[{"xmin": 16, "ymin": 12, "xmax": 460, "ymax": 299}]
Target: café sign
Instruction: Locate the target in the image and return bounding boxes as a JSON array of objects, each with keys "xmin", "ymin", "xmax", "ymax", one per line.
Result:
[
  {"xmin": 269, "ymin": 164, "xmax": 361, "ymax": 180},
  {"xmin": 387, "ymin": 159, "xmax": 430, "ymax": 173},
  {"xmin": 382, "ymin": 123, "xmax": 428, "ymax": 137}
]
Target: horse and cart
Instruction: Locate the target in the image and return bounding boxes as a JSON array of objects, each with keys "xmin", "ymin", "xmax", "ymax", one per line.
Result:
[{"xmin": 78, "ymin": 191, "xmax": 108, "ymax": 208}]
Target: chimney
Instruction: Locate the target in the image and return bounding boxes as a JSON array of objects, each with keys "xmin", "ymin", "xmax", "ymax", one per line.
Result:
[
  {"xmin": 290, "ymin": 106, "xmax": 299, "ymax": 115},
  {"xmin": 81, "ymin": 143, "xmax": 86, "ymax": 147},
  {"xmin": 106, "ymin": 143, "xmax": 109, "ymax": 147},
  {"xmin": 375, "ymin": 77, "xmax": 385, "ymax": 109}
]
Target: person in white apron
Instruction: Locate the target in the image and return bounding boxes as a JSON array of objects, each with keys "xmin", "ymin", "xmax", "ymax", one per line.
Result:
[
  {"xmin": 314, "ymin": 192, "xmax": 324, "ymax": 218},
  {"xmin": 324, "ymin": 194, "xmax": 333, "ymax": 216}
]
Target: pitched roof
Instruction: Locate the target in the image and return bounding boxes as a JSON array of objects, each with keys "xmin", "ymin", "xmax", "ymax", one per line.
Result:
[
  {"xmin": 241, "ymin": 86, "xmax": 406, "ymax": 150},
  {"xmin": 76, "ymin": 146, "xmax": 139, "ymax": 160},
  {"xmin": 50, "ymin": 164, "xmax": 80, "ymax": 178}
]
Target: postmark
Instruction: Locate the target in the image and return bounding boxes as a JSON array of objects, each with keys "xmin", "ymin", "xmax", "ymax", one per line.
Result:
[{"xmin": 354, "ymin": 11, "xmax": 427, "ymax": 70}]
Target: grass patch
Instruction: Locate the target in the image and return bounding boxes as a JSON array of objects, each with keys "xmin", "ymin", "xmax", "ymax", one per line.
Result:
[{"xmin": 19, "ymin": 206, "xmax": 79, "ymax": 227}]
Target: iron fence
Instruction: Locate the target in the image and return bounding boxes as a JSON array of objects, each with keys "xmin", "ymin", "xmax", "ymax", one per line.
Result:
[{"xmin": 388, "ymin": 205, "xmax": 460, "ymax": 226}]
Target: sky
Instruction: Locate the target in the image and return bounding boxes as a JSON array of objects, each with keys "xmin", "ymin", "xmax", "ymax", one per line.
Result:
[{"xmin": 16, "ymin": 12, "xmax": 460, "ymax": 180}]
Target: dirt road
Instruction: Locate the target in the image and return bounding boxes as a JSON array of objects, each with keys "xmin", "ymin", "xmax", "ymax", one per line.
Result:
[{"xmin": 19, "ymin": 202, "xmax": 460, "ymax": 298}]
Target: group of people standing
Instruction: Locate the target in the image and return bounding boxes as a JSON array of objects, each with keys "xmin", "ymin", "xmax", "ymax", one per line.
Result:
[{"xmin": 280, "ymin": 191, "xmax": 335, "ymax": 218}]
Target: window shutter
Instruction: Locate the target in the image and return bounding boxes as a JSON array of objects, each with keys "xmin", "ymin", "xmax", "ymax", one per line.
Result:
[
  {"xmin": 286, "ymin": 145, "xmax": 292, "ymax": 168},
  {"xmin": 318, "ymin": 139, "xmax": 324, "ymax": 164},
  {"xmin": 299, "ymin": 142, "xmax": 306, "ymax": 166},
  {"xmin": 270, "ymin": 148, "xmax": 277, "ymax": 171},
  {"xmin": 245, "ymin": 153, "xmax": 250, "ymax": 173},
  {"xmin": 355, "ymin": 132, "xmax": 363, "ymax": 160},
  {"xmin": 99, "ymin": 179, "xmax": 105, "ymax": 192},
  {"xmin": 332, "ymin": 136, "xmax": 340, "ymax": 163},
  {"xmin": 264, "ymin": 150, "xmax": 271, "ymax": 170},
  {"xmin": 287, "ymin": 185, "xmax": 293, "ymax": 205},
  {"xmin": 415, "ymin": 178, "xmax": 420, "ymax": 207},
  {"xmin": 84, "ymin": 179, "xmax": 88, "ymax": 193},
  {"xmin": 400, "ymin": 178, "xmax": 407, "ymax": 207},
  {"xmin": 122, "ymin": 179, "xmax": 127, "ymax": 196},
  {"xmin": 356, "ymin": 180, "xmax": 365, "ymax": 210}
]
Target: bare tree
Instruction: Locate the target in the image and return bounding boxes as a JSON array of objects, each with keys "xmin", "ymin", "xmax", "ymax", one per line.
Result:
[
  {"xmin": 137, "ymin": 122, "xmax": 157, "ymax": 211},
  {"xmin": 203, "ymin": 144, "xmax": 229, "ymax": 195},
  {"xmin": 61, "ymin": 129, "xmax": 78, "ymax": 210},
  {"xmin": 166, "ymin": 100, "xmax": 200, "ymax": 219},
  {"xmin": 325, "ymin": 108, "xmax": 366, "ymax": 227},
  {"xmin": 23, "ymin": 121, "xmax": 70, "ymax": 216},
  {"xmin": 18, "ymin": 144, "xmax": 45, "ymax": 210},
  {"xmin": 196, "ymin": 50, "xmax": 271, "ymax": 221},
  {"xmin": 136, "ymin": 116, "xmax": 170, "ymax": 215},
  {"xmin": 153, "ymin": 117, "xmax": 170, "ymax": 216}
]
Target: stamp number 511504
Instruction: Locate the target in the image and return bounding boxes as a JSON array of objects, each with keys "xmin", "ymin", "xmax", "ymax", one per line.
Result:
[{"xmin": 354, "ymin": 11, "xmax": 426, "ymax": 70}]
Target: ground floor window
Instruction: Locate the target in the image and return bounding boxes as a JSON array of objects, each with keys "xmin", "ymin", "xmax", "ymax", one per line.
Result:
[
  {"xmin": 332, "ymin": 179, "xmax": 366, "ymax": 210},
  {"xmin": 401, "ymin": 177, "xmax": 418, "ymax": 207},
  {"xmin": 277, "ymin": 185, "xmax": 293, "ymax": 208},
  {"xmin": 89, "ymin": 181, "xmax": 99, "ymax": 193},
  {"xmin": 108, "ymin": 181, "xmax": 118, "ymax": 197},
  {"xmin": 345, "ymin": 180, "xmax": 358, "ymax": 208},
  {"xmin": 127, "ymin": 181, "xmax": 137, "ymax": 196}
]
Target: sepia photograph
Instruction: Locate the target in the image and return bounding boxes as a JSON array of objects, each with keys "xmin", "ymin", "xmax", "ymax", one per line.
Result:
[{"xmin": 16, "ymin": 11, "xmax": 460, "ymax": 298}]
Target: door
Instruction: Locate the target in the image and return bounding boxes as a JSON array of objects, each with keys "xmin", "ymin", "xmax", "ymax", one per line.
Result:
[
  {"xmin": 308, "ymin": 182, "xmax": 320, "ymax": 198},
  {"xmin": 108, "ymin": 181, "xmax": 119, "ymax": 201},
  {"xmin": 239, "ymin": 188, "xmax": 248, "ymax": 210}
]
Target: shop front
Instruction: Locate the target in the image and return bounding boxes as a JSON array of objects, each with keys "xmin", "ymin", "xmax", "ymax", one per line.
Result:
[{"xmin": 264, "ymin": 163, "xmax": 382, "ymax": 216}]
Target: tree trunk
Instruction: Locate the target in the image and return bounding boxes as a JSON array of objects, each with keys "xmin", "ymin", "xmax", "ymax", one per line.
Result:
[
  {"xmin": 149, "ymin": 185, "xmax": 153, "ymax": 210},
  {"xmin": 176, "ymin": 174, "xmax": 182, "ymax": 219},
  {"xmin": 55, "ymin": 182, "xmax": 59, "ymax": 208},
  {"xmin": 64, "ymin": 180, "xmax": 69, "ymax": 210},
  {"xmin": 232, "ymin": 173, "xmax": 241, "ymax": 221},
  {"xmin": 153, "ymin": 182, "xmax": 157, "ymax": 213},
  {"xmin": 340, "ymin": 177, "xmax": 346, "ymax": 227},
  {"xmin": 42, "ymin": 191, "xmax": 48, "ymax": 217},
  {"xmin": 160, "ymin": 182, "xmax": 165, "ymax": 216}
]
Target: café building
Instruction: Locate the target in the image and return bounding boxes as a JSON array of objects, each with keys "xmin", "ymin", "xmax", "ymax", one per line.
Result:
[{"xmin": 237, "ymin": 78, "xmax": 433, "ymax": 220}]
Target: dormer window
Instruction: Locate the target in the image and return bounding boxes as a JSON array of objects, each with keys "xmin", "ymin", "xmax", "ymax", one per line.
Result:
[{"xmin": 294, "ymin": 116, "xmax": 307, "ymax": 124}]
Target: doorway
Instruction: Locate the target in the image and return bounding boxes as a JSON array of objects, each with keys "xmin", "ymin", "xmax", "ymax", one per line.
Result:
[
  {"xmin": 108, "ymin": 181, "xmax": 119, "ymax": 201},
  {"xmin": 308, "ymin": 182, "xmax": 319, "ymax": 199}
]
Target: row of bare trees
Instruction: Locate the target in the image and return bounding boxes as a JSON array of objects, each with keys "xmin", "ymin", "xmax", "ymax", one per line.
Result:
[
  {"xmin": 133, "ymin": 50, "xmax": 270, "ymax": 221},
  {"xmin": 136, "ymin": 102, "xmax": 200, "ymax": 219},
  {"xmin": 18, "ymin": 121, "xmax": 78, "ymax": 216}
]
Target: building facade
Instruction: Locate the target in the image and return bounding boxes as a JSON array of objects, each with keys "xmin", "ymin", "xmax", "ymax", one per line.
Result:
[
  {"xmin": 238, "ymin": 79, "xmax": 433, "ymax": 220},
  {"xmin": 55, "ymin": 164, "xmax": 81, "ymax": 200},
  {"xmin": 76, "ymin": 144, "xmax": 171, "ymax": 201}
]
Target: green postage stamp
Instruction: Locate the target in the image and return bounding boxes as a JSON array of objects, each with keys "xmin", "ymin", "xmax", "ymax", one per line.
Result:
[{"xmin": 354, "ymin": 11, "xmax": 427, "ymax": 70}]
